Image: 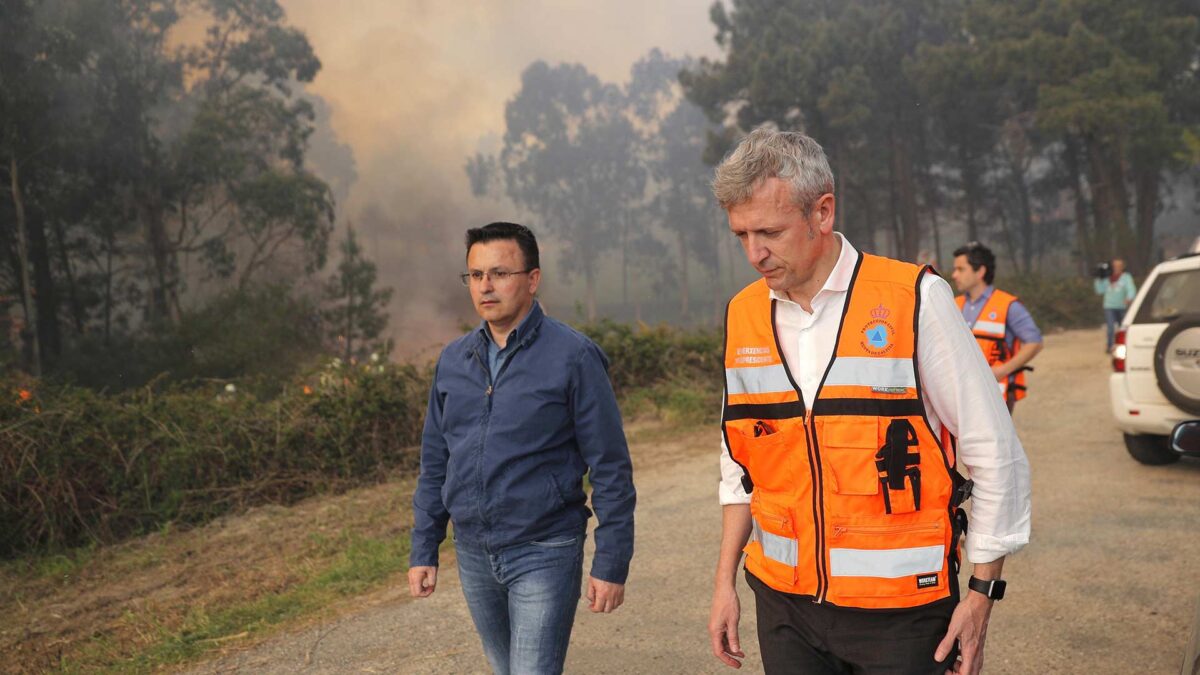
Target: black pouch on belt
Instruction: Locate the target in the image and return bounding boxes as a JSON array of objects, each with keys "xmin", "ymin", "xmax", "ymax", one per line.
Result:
[{"xmin": 875, "ymin": 419, "xmax": 921, "ymax": 514}]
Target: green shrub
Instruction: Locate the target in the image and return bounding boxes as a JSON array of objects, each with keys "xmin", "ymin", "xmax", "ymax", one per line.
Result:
[
  {"xmin": 51, "ymin": 284, "xmax": 327, "ymax": 394},
  {"xmin": 1, "ymin": 320, "xmax": 727, "ymax": 558},
  {"xmin": 577, "ymin": 320, "xmax": 722, "ymax": 396},
  {"xmin": 0, "ymin": 358, "xmax": 429, "ymax": 556},
  {"xmin": 994, "ymin": 274, "xmax": 1103, "ymax": 330}
]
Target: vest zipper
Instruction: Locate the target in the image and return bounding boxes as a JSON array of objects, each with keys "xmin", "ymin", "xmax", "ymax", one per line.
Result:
[
  {"xmin": 756, "ymin": 510, "xmax": 790, "ymax": 528},
  {"xmin": 804, "ymin": 409, "xmax": 829, "ymax": 603},
  {"xmin": 830, "ymin": 522, "xmax": 940, "ymax": 538}
]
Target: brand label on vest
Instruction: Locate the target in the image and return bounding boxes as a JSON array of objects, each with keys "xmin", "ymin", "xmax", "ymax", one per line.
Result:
[
  {"xmin": 916, "ymin": 574, "xmax": 939, "ymax": 589},
  {"xmin": 871, "ymin": 386, "xmax": 907, "ymax": 394}
]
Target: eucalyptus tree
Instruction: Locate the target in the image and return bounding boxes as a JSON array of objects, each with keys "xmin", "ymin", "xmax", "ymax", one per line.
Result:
[
  {"xmin": 496, "ymin": 61, "xmax": 646, "ymax": 321},
  {"xmin": 682, "ymin": 0, "xmax": 959, "ymax": 261}
]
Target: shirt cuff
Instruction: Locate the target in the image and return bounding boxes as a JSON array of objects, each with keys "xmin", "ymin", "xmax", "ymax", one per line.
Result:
[{"xmin": 965, "ymin": 531, "xmax": 1029, "ymax": 564}]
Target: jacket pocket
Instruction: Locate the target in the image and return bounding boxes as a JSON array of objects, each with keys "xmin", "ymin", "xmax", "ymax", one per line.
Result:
[
  {"xmin": 821, "ymin": 419, "xmax": 881, "ymax": 496},
  {"xmin": 529, "ymin": 534, "xmax": 580, "ymax": 548}
]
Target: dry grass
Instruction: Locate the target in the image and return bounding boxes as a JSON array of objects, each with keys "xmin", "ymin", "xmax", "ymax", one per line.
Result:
[
  {"xmin": 0, "ymin": 474, "xmax": 419, "ymax": 674},
  {"xmin": 0, "ymin": 418, "xmax": 717, "ymax": 674}
]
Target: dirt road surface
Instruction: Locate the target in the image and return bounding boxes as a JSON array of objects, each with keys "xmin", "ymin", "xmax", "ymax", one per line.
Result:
[{"xmin": 190, "ymin": 328, "xmax": 1200, "ymax": 674}]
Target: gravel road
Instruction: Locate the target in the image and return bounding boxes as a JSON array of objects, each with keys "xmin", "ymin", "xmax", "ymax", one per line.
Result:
[{"xmin": 190, "ymin": 327, "xmax": 1200, "ymax": 674}]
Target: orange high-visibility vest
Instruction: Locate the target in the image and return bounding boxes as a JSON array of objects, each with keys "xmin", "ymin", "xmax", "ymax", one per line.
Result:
[
  {"xmin": 722, "ymin": 252, "xmax": 965, "ymax": 610},
  {"xmin": 955, "ymin": 289, "xmax": 1026, "ymax": 404}
]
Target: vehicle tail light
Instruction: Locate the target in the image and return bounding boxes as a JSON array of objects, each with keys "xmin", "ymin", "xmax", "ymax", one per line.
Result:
[{"xmin": 1112, "ymin": 328, "xmax": 1127, "ymax": 373}]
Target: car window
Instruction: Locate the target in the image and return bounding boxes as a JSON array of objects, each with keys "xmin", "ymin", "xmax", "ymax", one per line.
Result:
[{"xmin": 1133, "ymin": 267, "xmax": 1200, "ymax": 324}]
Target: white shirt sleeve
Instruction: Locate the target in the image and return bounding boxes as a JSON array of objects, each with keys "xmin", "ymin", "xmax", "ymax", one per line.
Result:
[
  {"xmin": 918, "ymin": 274, "xmax": 1032, "ymax": 563},
  {"xmin": 719, "ymin": 437, "xmax": 752, "ymax": 505}
]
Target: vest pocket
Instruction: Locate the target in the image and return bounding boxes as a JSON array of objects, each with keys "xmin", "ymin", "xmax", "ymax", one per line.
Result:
[
  {"xmin": 748, "ymin": 496, "xmax": 799, "ymax": 584},
  {"xmin": 825, "ymin": 515, "xmax": 948, "ymax": 599},
  {"xmin": 730, "ymin": 423, "xmax": 798, "ymax": 493},
  {"xmin": 821, "ymin": 420, "xmax": 881, "ymax": 496}
]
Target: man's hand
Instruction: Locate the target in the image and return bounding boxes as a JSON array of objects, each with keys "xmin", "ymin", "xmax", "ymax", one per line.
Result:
[
  {"xmin": 586, "ymin": 576, "xmax": 625, "ymax": 613},
  {"xmin": 990, "ymin": 362, "xmax": 1009, "ymax": 382},
  {"xmin": 935, "ymin": 591, "xmax": 992, "ymax": 674},
  {"xmin": 708, "ymin": 584, "xmax": 745, "ymax": 668},
  {"xmin": 407, "ymin": 566, "xmax": 437, "ymax": 598}
]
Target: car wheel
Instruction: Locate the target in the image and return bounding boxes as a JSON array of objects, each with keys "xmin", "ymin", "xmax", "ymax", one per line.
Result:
[
  {"xmin": 1123, "ymin": 433, "xmax": 1180, "ymax": 465},
  {"xmin": 1154, "ymin": 314, "xmax": 1200, "ymax": 416}
]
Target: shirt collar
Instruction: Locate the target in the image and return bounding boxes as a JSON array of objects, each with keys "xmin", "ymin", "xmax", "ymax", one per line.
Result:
[
  {"xmin": 768, "ymin": 232, "xmax": 858, "ymax": 303},
  {"xmin": 476, "ymin": 300, "xmax": 544, "ymax": 350},
  {"xmin": 966, "ymin": 285, "xmax": 995, "ymax": 306}
]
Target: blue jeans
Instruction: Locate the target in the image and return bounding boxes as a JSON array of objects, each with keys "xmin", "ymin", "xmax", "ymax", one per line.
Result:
[
  {"xmin": 454, "ymin": 533, "xmax": 584, "ymax": 674},
  {"xmin": 1104, "ymin": 307, "xmax": 1126, "ymax": 351}
]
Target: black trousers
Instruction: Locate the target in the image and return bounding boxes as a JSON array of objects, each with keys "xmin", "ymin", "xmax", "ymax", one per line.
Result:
[{"xmin": 747, "ymin": 570, "xmax": 959, "ymax": 675}]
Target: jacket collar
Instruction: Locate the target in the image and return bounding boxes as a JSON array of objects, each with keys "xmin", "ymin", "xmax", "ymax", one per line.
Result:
[{"xmin": 473, "ymin": 300, "xmax": 544, "ymax": 354}]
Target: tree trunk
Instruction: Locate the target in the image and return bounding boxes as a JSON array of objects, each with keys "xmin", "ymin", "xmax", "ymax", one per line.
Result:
[
  {"xmin": 961, "ymin": 146, "xmax": 980, "ymax": 244},
  {"xmin": 1085, "ymin": 136, "xmax": 1136, "ymax": 265},
  {"xmin": 1083, "ymin": 136, "xmax": 1115, "ymax": 259},
  {"xmin": 621, "ymin": 214, "xmax": 629, "ymax": 314},
  {"xmin": 1132, "ymin": 160, "xmax": 1160, "ymax": 272},
  {"xmin": 887, "ymin": 150, "xmax": 901, "ymax": 258},
  {"xmin": 1006, "ymin": 153, "xmax": 1034, "ymax": 274},
  {"xmin": 678, "ymin": 229, "xmax": 690, "ymax": 320},
  {"xmin": 104, "ymin": 236, "xmax": 114, "ymax": 342},
  {"xmin": 10, "ymin": 158, "xmax": 40, "ymax": 376},
  {"xmin": 891, "ymin": 132, "xmax": 921, "ymax": 262},
  {"xmin": 584, "ymin": 260, "xmax": 596, "ymax": 322},
  {"xmin": 1064, "ymin": 136, "xmax": 1097, "ymax": 273},
  {"xmin": 344, "ymin": 278, "xmax": 355, "ymax": 363},
  {"xmin": 50, "ymin": 218, "xmax": 85, "ymax": 334},
  {"xmin": 834, "ymin": 147, "xmax": 850, "ymax": 240}
]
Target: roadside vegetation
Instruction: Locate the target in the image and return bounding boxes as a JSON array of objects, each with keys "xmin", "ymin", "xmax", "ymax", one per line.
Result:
[{"xmin": 0, "ymin": 320, "xmax": 722, "ymax": 674}]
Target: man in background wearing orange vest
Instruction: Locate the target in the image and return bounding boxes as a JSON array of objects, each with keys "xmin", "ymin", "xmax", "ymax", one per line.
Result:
[
  {"xmin": 706, "ymin": 127, "xmax": 1031, "ymax": 675},
  {"xmin": 950, "ymin": 243, "xmax": 1044, "ymax": 413}
]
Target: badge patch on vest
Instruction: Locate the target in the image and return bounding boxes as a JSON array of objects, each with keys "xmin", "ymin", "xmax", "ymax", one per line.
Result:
[
  {"xmin": 917, "ymin": 574, "xmax": 939, "ymax": 589},
  {"xmin": 988, "ymin": 311, "xmax": 997, "ymax": 320},
  {"xmin": 861, "ymin": 304, "xmax": 896, "ymax": 355}
]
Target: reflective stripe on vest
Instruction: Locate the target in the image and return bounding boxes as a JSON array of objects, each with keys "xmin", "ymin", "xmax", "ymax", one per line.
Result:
[
  {"xmin": 829, "ymin": 545, "xmax": 944, "ymax": 578},
  {"xmin": 824, "ymin": 357, "xmax": 916, "ymax": 389},
  {"xmin": 752, "ymin": 518, "xmax": 799, "ymax": 567},
  {"xmin": 726, "ymin": 364, "xmax": 793, "ymax": 396},
  {"xmin": 722, "ymin": 252, "xmax": 960, "ymax": 610}
]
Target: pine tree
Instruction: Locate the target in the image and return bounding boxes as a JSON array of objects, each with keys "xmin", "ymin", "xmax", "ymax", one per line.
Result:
[{"xmin": 322, "ymin": 225, "xmax": 393, "ymax": 362}]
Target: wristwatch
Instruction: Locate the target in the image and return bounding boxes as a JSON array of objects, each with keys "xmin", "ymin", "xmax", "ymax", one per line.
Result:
[{"xmin": 968, "ymin": 576, "xmax": 1006, "ymax": 600}]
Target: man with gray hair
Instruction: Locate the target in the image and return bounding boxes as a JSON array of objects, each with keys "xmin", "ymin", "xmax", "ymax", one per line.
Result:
[{"xmin": 707, "ymin": 127, "xmax": 1031, "ymax": 675}]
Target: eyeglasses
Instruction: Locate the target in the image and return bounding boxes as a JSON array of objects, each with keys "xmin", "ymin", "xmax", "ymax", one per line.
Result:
[{"xmin": 459, "ymin": 269, "xmax": 532, "ymax": 286}]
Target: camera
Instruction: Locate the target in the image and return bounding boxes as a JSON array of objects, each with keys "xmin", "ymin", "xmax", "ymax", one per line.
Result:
[{"xmin": 1093, "ymin": 261, "xmax": 1112, "ymax": 279}]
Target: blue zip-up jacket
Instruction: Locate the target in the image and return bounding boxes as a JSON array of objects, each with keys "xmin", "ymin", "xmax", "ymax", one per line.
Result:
[{"xmin": 409, "ymin": 302, "xmax": 636, "ymax": 583}]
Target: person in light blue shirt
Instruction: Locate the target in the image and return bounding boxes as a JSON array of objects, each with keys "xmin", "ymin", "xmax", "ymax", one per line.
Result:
[
  {"xmin": 951, "ymin": 242, "xmax": 1044, "ymax": 413},
  {"xmin": 1094, "ymin": 258, "xmax": 1137, "ymax": 352}
]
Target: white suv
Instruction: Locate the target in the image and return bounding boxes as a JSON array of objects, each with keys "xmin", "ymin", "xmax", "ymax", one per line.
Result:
[{"xmin": 1109, "ymin": 246, "xmax": 1200, "ymax": 465}]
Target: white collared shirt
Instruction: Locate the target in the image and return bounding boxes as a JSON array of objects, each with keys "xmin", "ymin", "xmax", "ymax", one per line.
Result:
[{"xmin": 719, "ymin": 234, "xmax": 1032, "ymax": 564}]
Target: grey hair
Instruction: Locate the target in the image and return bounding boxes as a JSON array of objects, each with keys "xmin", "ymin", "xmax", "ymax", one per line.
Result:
[{"xmin": 711, "ymin": 126, "xmax": 835, "ymax": 211}]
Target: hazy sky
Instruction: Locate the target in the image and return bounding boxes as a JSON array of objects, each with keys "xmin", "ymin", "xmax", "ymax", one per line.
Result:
[{"xmin": 276, "ymin": 1, "xmax": 724, "ymax": 355}]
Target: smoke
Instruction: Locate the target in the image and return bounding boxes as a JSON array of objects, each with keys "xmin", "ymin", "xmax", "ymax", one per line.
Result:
[{"xmin": 277, "ymin": 0, "xmax": 721, "ymax": 356}]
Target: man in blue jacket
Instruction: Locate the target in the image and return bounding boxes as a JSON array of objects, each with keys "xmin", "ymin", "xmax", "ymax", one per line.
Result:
[{"xmin": 407, "ymin": 222, "xmax": 636, "ymax": 674}]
